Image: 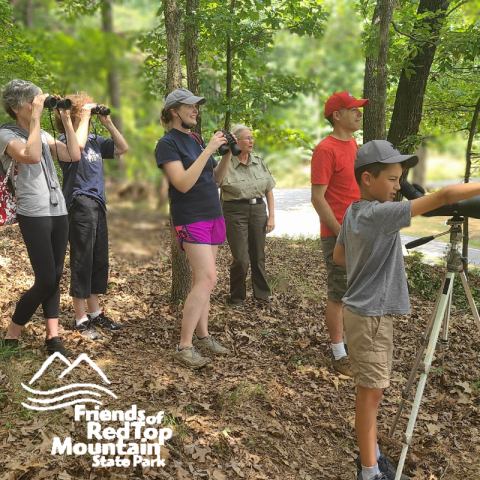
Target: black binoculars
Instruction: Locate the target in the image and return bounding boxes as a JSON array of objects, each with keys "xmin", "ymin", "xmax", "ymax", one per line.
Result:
[
  {"xmin": 214, "ymin": 130, "xmax": 242, "ymax": 156},
  {"xmin": 91, "ymin": 105, "xmax": 111, "ymax": 116},
  {"xmin": 44, "ymin": 96, "xmax": 72, "ymax": 110}
]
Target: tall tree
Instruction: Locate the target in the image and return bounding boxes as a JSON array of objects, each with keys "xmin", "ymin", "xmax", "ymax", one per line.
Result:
[
  {"xmin": 387, "ymin": 0, "xmax": 450, "ymax": 151},
  {"xmin": 185, "ymin": 0, "xmax": 202, "ymax": 134},
  {"xmin": 101, "ymin": 0, "xmax": 125, "ymax": 177},
  {"xmin": 362, "ymin": 0, "xmax": 395, "ymax": 142},
  {"xmin": 164, "ymin": 0, "xmax": 193, "ymax": 302}
]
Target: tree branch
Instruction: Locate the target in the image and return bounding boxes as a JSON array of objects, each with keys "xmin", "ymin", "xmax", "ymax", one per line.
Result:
[
  {"xmin": 391, "ymin": 21, "xmax": 437, "ymax": 45},
  {"xmin": 446, "ymin": 1, "xmax": 468, "ymax": 17}
]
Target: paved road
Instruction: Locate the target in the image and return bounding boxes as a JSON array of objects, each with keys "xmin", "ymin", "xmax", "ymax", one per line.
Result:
[{"xmin": 269, "ymin": 188, "xmax": 480, "ymax": 268}]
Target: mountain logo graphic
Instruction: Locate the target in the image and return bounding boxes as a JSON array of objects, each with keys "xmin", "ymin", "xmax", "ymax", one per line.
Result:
[{"xmin": 21, "ymin": 353, "xmax": 117, "ymax": 411}]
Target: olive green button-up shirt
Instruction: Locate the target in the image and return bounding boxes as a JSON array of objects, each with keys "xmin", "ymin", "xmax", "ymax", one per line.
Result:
[{"xmin": 218, "ymin": 153, "xmax": 276, "ymax": 201}]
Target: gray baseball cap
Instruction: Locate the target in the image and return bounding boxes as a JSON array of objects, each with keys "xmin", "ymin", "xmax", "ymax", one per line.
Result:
[
  {"xmin": 164, "ymin": 88, "xmax": 206, "ymax": 110},
  {"xmin": 355, "ymin": 140, "xmax": 419, "ymax": 170}
]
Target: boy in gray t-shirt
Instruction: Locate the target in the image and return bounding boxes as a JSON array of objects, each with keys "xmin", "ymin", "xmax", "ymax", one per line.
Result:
[{"xmin": 334, "ymin": 140, "xmax": 480, "ymax": 480}]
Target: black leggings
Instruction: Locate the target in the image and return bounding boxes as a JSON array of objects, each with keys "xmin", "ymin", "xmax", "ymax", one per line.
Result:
[{"xmin": 12, "ymin": 214, "xmax": 69, "ymax": 326}]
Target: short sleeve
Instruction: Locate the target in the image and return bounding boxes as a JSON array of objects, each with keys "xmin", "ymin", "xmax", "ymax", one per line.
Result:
[
  {"xmin": 0, "ymin": 129, "xmax": 20, "ymax": 158},
  {"xmin": 261, "ymin": 158, "xmax": 276, "ymax": 192},
  {"xmin": 155, "ymin": 137, "xmax": 182, "ymax": 169},
  {"xmin": 374, "ymin": 201, "xmax": 412, "ymax": 235},
  {"xmin": 311, "ymin": 145, "xmax": 335, "ymax": 185},
  {"xmin": 96, "ymin": 136, "xmax": 115, "ymax": 159}
]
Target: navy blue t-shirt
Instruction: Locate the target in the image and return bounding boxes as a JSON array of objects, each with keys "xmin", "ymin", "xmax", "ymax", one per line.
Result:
[
  {"xmin": 155, "ymin": 129, "xmax": 222, "ymax": 226},
  {"xmin": 58, "ymin": 134, "xmax": 115, "ymax": 209}
]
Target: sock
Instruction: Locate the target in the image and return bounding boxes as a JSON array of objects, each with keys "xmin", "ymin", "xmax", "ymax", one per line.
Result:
[
  {"xmin": 376, "ymin": 444, "xmax": 381, "ymax": 461},
  {"xmin": 362, "ymin": 463, "xmax": 381, "ymax": 480},
  {"xmin": 331, "ymin": 342, "xmax": 347, "ymax": 361},
  {"xmin": 89, "ymin": 310, "xmax": 102, "ymax": 319},
  {"xmin": 76, "ymin": 317, "xmax": 88, "ymax": 326}
]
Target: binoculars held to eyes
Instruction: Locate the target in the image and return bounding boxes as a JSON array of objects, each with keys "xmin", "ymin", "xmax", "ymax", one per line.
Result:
[
  {"xmin": 44, "ymin": 96, "xmax": 72, "ymax": 110},
  {"xmin": 91, "ymin": 105, "xmax": 111, "ymax": 116},
  {"xmin": 214, "ymin": 130, "xmax": 242, "ymax": 156}
]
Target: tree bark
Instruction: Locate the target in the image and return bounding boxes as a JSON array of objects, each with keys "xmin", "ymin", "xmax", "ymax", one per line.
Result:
[
  {"xmin": 375, "ymin": 0, "xmax": 395, "ymax": 140},
  {"xmin": 101, "ymin": 0, "xmax": 125, "ymax": 178},
  {"xmin": 362, "ymin": 2, "xmax": 381, "ymax": 144},
  {"xmin": 223, "ymin": 0, "xmax": 235, "ymax": 132},
  {"xmin": 165, "ymin": 0, "xmax": 192, "ymax": 302},
  {"xmin": 24, "ymin": 0, "xmax": 33, "ymax": 28},
  {"xmin": 462, "ymin": 96, "xmax": 480, "ymax": 265},
  {"xmin": 185, "ymin": 0, "xmax": 202, "ymax": 134},
  {"xmin": 387, "ymin": 0, "xmax": 450, "ymax": 152}
]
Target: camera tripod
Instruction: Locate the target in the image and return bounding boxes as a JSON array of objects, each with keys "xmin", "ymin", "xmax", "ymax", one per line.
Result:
[{"xmin": 389, "ymin": 215, "xmax": 480, "ymax": 479}]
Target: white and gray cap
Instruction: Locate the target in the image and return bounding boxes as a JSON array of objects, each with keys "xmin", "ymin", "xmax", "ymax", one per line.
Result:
[
  {"xmin": 355, "ymin": 140, "xmax": 419, "ymax": 170},
  {"xmin": 164, "ymin": 88, "xmax": 206, "ymax": 110}
]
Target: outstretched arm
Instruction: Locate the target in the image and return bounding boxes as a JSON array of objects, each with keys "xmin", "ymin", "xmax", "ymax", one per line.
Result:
[{"xmin": 98, "ymin": 110, "xmax": 129, "ymax": 156}]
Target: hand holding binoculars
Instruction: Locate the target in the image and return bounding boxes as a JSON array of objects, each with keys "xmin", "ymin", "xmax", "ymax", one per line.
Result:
[{"xmin": 44, "ymin": 96, "xmax": 72, "ymax": 110}]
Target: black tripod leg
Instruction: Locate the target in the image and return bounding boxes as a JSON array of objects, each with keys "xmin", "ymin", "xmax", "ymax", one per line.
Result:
[
  {"xmin": 389, "ymin": 274, "xmax": 446, "ymax": 438},
  {"xmin": 459, "ymin": 271, "xmax": 480, "ymax": 333}
]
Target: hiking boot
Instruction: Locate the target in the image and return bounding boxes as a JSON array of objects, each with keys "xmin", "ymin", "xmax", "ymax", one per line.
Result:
[
  {"xmin": 45, "ymin": 337, "xmax": 73, "ymax": 358},
  {"xmin": 357, "ymin": 454, "xmax": 409, "ymax": 480},
  {"xmin": 73, "ymin": 318, "xmax": 103, "ymax": 340},
  {"xmin": 89, "ymin": 312, "xmax": 122, "ymax": 331},
  {"xmin": 193, "ymin": 333, "xmax": 230, "ymax": 355},
  {"xmin": 332, "ymin": 354, "xmax": 353, "ymax": 377},
  {"xmin": 173, "ymin": 344, "xmax": 211, "ymax": 369},
  {"xmin": 0, "ymin": 338, "xmax": 20, "ymax": 362},
  {"xmin": 358, "ymin": 473, "xmax": 388, "ymax": 480}
]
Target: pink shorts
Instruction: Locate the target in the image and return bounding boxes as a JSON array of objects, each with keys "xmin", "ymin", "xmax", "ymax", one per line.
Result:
[{"xmin": 174, "ymin": 218, "xmax": 226, "ymax": 251}]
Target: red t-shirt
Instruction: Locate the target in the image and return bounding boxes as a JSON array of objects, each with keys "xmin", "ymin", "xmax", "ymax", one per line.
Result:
[{"xmin": 311, "ymin": 136, "xmax": 360, "ymax": 237}]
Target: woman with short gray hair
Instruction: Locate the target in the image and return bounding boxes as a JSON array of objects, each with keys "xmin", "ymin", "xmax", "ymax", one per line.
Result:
[
  {"xmin": 0, "ymin": 79, "xmax": 81, "ymax": 360},
  {"xmin": 218, "ymin": 124, "xmax": 276, "ymax": 306}
]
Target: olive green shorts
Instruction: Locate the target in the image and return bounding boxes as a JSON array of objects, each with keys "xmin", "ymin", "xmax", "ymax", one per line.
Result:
[
  {"xmin": 343, "ymin": 306, "xmax": 394, "ymax": 389},
  {"xmin": 320, "ymin": 236, "xmax": 347, "ymax": 302}
]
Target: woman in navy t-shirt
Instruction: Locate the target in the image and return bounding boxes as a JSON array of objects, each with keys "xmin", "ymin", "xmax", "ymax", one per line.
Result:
[{"xmin": 155, "ymin": 88, "xmax": 236, "ymax": 369}]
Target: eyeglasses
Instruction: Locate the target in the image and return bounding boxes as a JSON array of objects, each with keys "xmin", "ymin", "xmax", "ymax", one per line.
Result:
[
  {"xmin": 185, "ymin": 104, "xmax": 200, "ymax": 110},
  {"xmin": 239, "ymin": 136, "xmax": 254, "ymax": 141}
]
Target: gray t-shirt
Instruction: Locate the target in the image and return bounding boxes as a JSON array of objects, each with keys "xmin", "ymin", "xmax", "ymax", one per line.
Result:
[
  {"xmin": 0, "ymin": 129, "xmax": 67, "ymax": 217},
  {"xmin": 337, "ymin": 200, "xmax": 412, "ymax": 316}
]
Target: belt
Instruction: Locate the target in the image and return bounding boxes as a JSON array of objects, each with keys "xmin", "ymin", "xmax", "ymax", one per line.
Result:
[{"xmin": 226, "ymin": 198, "xmax": 264, "ymax": 205}]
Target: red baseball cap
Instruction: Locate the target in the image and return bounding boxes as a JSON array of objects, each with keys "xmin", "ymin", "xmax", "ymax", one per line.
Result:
[{"xmin": 324, "ymin": 91, "xmax": 370, "ymax": 119}]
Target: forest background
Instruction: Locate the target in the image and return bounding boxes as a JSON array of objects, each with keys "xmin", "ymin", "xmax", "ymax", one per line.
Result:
[{"xmin": 1, "ymin": 0, "xmax": 479, "ymax": 191}]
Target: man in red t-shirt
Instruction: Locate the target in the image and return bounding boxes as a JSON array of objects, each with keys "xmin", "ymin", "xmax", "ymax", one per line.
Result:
[{"xmin": 311, "ymin": 91, "xmax": 369, "ymax": 376}]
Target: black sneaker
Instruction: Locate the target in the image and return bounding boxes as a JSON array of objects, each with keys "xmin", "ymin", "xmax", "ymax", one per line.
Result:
[
  {"xmin": 0, "ymin": 338, "xmax": 20, "ymax": 362},
  {"xmin": 45, "ymin": 337, "xmax": 73, "ymax": 358},
  {"xmin": 74, "ymin": 318, "xmax": 103, "ymax": 340},
  {"xmin": 89, "ymin": 312, "xmax": 122, "ymax": 331},
  {"xmin": 357, "ymin": 454, "xmax": 409, "ymax": 480}
]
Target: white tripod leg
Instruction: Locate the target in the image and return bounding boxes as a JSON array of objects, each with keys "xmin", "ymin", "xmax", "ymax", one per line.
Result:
[
  {"xmin": 395, "ymin": 272, "xmax": 455, "ymax": 480},
  {"xmin": 459, "ymin": 271, "xmax": 480, "ymax": 333}
]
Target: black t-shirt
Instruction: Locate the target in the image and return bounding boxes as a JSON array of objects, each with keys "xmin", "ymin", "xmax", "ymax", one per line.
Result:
[
  {"xmin": 58, "ymin": 134, "xmax": 115, "ymax": 210},
  {"xmin": 155, "ymin": 129, "xmax": 222, "ymax": 226}
]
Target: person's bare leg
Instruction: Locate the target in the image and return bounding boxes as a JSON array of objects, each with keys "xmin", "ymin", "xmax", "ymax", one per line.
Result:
[
  {"xmin": 326, "ymin": 300, "xmax": 344, "ymax": 344},
  {"xmin": 45, "ymin": 318, "xmax": 59, "ymax": 340},
  {"xmin": 356, "ymin": 386, "xmax": 383, "ymax": 468},
  {"xmin": 5, "ymin": 322, "xmax": 23, "ymax": 339},
  {"xmin": 179, "ymin": 244, "xmax": 217, "ymax": 349},
  {"xmin": 195, "ymin": 245, "xmax": 218, "ymax": 338},
  {"xmin": 73, "ymin": 297, "xmax": 87, "ymax": 320},
  {"xmin": 86, "ymin": 294, "xmax": 101, "ymax": 314}
]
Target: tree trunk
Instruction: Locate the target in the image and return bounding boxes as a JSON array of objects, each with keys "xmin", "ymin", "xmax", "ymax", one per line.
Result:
[
  {"xmin": 101, "ymin": 0, "xmax": 125, "ymax": 178},
  {"xmin": 411, "ymin": 142, "xmax": 427, "ymax": 190},
  {"xmin": 24, "ymin": 0, "xmax": 33, "ymax": 28},
  {"xmin": 387, "ymin": 0, "xmax": 450, "ymax": 152},
  {"xmin": 375, "ymin": 0, "xmax": 395, "ymax": 140},
  {"xmin": 185, "ymin": 0, "xmax": 201, "ymax": 134},
  {"xmin": 165, "ymin": 0, "xmax": 192, "ymax": 302},
  {"xmin": 223, "ymin": 0, "xmax": 235, "ymax": 132},
  {"xmin": 462, "ymin": 96, "xmax": 480, "ymax": 266},
  {"xmin": 362, "ymin": 2, "xmax": 381, "ymax": 144}
]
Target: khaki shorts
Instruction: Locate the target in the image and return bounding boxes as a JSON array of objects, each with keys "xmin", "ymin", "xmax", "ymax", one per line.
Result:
[
  {"xmin": 321, "ymin": 236, "xmax": 347, "ymax": 302},
  {"xmin": 343, "ymin": 306, "xmax": 394, "ymax": 389}
]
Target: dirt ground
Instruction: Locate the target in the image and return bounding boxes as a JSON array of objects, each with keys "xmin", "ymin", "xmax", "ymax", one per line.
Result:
[{"xmin": 1, "ymin": 202, "xmax": 480, "ymax": 480}]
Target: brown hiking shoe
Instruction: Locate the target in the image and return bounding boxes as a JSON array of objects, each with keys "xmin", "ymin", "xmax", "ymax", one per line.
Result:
[
  {"xmin": 173, "ymin": 344, "xmax": 211, "ymax": 369},
  {"xmin": 332, "ymin": 354, "xmax": 353, "ymax": 377},
  {"xmin": 193, "ymin": 333, "xmax": 230, "ymax": 355}
]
